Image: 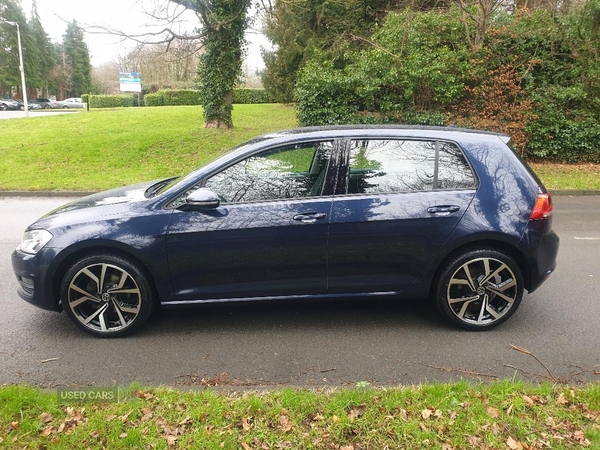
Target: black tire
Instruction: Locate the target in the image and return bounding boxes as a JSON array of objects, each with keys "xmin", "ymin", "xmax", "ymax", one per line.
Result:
[
  {"xmin": 62, "ymin": 105, "xmax": 69, "ymax": 109},
  {"xmin": 434, "ymin": 248, "xmax": 523, "ymax": 331},
  {"xmin": 19, "ymin": 105, "xmax": 24, "ymax": 111},
  {"xmin": 60, "ymin": 253, "xmax": 155, "ymax": 338},
  {"xmin": 0, "ymin": 104, "xmax": 7, "ymax": 111},
  {"xmin": 44, "ymin": 105, "xmax": 51, "ymax": 109}
]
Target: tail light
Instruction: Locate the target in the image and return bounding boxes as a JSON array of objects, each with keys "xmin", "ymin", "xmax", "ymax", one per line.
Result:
[{"xmin": 530, "ymin": 193, "xmax": 553, "ymax": 220}]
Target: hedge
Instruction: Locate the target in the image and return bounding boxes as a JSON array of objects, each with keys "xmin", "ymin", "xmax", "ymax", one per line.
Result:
[
  {"xmin": 232, "ymin": 88, "xmax": 274, "ymax": 104},
  {"xmin": 144, "ymin": 88, "xmax": 274, "ymax": 107},
  {"xmin": 87, "ymin": 95, "xmax": 137, "ymax": 108}
]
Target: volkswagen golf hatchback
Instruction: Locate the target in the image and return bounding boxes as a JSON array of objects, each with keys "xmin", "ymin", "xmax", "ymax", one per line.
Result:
[{"xmin": 12, "ymin": 126, "xmax": 559, "ymax": 337}]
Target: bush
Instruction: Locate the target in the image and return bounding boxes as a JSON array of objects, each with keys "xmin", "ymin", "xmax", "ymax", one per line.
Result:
[
  {"xmin": 295, "ymin": 60, "xmax": 359, "ymax": 126},
  {"xmin": 527, "ymin": 86, "xmax": 600, "ymax": 162},
  {"xmin": 159, "ymin": 89, "xmax": 202, "ymax": 106},
  {"xmin": 143, "ymin": 93, "xmax": 164, "ymax": 107},
  {"xmin": 88, "ymin": 95, "xmax": 136, "ymax": 108},
  {"xmin": 143, "ymin": 89, "xmax": 274, "ymax": 107},
  {"xmin": 232, "ymin": 89, "xmax": 274, "ymax": 104}
]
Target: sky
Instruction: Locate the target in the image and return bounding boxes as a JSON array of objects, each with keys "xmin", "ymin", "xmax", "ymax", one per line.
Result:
[{"xmin": 19, "ymin": 0, "xmax": 268, "ymax": 69}]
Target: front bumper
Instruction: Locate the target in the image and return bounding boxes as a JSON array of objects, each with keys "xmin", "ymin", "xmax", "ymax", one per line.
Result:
[{"xmin": 11, "ymin": 247, "xmax": 61, "ymax": 311}]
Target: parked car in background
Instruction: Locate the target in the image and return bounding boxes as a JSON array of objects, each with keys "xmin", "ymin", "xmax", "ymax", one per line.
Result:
[
  {"xmin": 0, "ymin": 99, "xmax": 22, "ymax": 110},
  {"xmin": 30, "ymin": 98, "xmax": 58, "ymax": 109},
  {"xmin": 11, "ymin": 125, "xmax": 559, "ymax": 337},
  {"xmin": 57, "ymin": 97, "xmax": 84, "ymax": 109},
  {"xmin": 19, "ymin": 102, "xmax": 41, "ymax": 110}
]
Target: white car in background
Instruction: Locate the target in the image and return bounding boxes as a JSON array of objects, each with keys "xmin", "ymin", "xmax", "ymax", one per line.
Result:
[{"xmin": 57, "ymin": 97, "xmax": 85, "ymax": 109}]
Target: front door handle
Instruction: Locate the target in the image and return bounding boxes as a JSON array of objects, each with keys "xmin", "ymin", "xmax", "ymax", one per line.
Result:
[
  {"xmin": 293, "ymin": 212, "xmax": 327, "ymax": 223},
  {"xmin": 427, "ymin": 205, "xmax": 460, "ymax": 215}
]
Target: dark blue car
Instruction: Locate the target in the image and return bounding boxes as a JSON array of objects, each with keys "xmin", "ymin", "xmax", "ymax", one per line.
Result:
[{"xmin": 12, "ymin": 126, "xmax": 559, "ymax": 337}]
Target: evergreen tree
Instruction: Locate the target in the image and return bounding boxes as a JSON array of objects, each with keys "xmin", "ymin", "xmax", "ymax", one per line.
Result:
[
  {"xmin": 0, "ymin": 0, "xmax": 37, "ymax": 97},
  {"xmin": 28, "ymin": 0, "xmax": 57, "ymax": 94},
  {"xmin": 62, "ymin": 20, "xmax": 91, "ymax": 97}
]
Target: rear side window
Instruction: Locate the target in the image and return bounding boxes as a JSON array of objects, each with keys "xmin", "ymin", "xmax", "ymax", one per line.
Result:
[{"xmin": 347, "ymin": 139, "xmax": 475, "ymax": 194}]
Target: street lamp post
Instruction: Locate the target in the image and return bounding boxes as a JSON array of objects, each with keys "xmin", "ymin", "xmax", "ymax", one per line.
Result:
[{"xmin": 1, "ymin": 20, "xmax": 29, "ymax": 117}]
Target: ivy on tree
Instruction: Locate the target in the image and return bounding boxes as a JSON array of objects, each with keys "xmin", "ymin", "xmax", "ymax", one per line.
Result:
[{"xmin": 171, "ymin": 0, "xmax": 250, "ymax": 128}]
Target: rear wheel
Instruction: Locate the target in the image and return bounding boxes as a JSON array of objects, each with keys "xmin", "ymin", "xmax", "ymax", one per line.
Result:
[
  {"xmin": 434, "ymin": 249, "xmax": 523, "ymax": 330},
  {"xmin": 0, "ymin": 104, "xmax": 7, "ymax": 111},
  {"xmin": 61, "ymin": 253, "xmax": 154, "ymax": 337}
]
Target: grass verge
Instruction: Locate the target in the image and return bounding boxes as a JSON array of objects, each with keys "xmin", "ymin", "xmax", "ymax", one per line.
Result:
[
  {"xmin": 529, "ymin": 163, "xmax": 600, "ymax": 191},
  {"xmin": 0, "ymin": 382, "xmax": 598, "ymax": 449},
  {"xmin": 0, "ymin": 105, "xmax": 297, "ymax": 191},
  {"xmin": 0, "ymin": 106, "xmax": 598, "ymax": 192}
]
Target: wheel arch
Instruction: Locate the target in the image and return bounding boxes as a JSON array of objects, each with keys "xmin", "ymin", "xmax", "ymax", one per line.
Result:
[
  {"xmin": 428, "ymin": 238, "xmax": 532, "ymax": 297},
  {"xmin": 50, "ymin": 241, "xmax": 160, "ymax": 311}
]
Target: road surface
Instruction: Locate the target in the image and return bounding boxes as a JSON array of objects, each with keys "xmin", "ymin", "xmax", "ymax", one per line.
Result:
[{"xmin": 0, "ymin": 195, "xmax": 598, "ymax": 387}]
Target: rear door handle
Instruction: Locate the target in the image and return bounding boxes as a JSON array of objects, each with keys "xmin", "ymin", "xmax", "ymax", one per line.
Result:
[
  {"xmin": 427, "ymin": 205, "xmax": 460, "ymax": 215},
  {"xmin": 293, "ymin": 212, "xmax": 327, "ymax": 223}
]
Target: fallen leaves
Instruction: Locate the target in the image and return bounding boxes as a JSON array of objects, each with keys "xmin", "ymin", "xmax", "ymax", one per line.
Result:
[
  {"xmin": 0, "ymin": 384, "xmax": 594, "ymax": 450},
  {"xmin": 37, "ymin": 407, "xmax": 87, "ymax": 437},
  {"xmin": 486, "ymin": 406, "xmax": 500, "ymax": 419}
]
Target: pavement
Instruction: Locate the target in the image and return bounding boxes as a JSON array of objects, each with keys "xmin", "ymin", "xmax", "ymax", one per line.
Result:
[{"xmin": 0, "ymin": 110, "xmax": 82, "ymax": 120}]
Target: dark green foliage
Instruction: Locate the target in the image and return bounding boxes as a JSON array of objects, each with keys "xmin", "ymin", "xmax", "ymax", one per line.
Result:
[
  {"xmin": 157, "ymin": 89, "xmax": 201, "ymax": 106},
  {"xmin": 527, "ymin": 86, "xmax": 600, "ymax": 162},
  {"xmin": 293, "ymin": 4, "xmax": 600, "ymax": 162},
  {"xmin": 88, "ymin": 95, "xmax": 136, "ymax": 108},
  {"xmin": 188, "ymin": 0, "xmax": 251, "ymax": 127},
  {"xmin": 263, "ymin": 0, "xmax": 397, "ymax": 103},
  {"xmin": 0, "ymin": 0, "xmax": 37, "ymax": 93},
  {"xmin": 143, "ymin": 93, "xmax": 164, "ymax": 107},
  {"xmin": 232, "ymin": 88, "xmax": 274, "ymax": 104},
  {"xmin": 142, "ymin": 88, "xmax": 273, "ymax": 106},
  {"xmin": 62, "ymin": 21, "xmax": 91, "ymax": 97},
  {"xmin": 27, "ymin": 1, "xmax": 57, "ymax": 92},
  {"xmin": 295, "ymin": 60, "xmax": 359, "ymax": 126}
]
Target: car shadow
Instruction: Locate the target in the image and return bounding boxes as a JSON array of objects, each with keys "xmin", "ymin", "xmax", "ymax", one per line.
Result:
[{"xmin": 142, "ymin": 296, "xmax": 450, "ymax": 337}]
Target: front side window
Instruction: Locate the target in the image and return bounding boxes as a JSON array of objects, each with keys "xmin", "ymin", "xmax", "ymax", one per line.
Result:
[
  {"xmin": 347, "ymin": 139, "xmax": 475, "ymax": 194},
  {"xmin": 205, "ymin": 142, "xmax": 333, "ymax": 203}
]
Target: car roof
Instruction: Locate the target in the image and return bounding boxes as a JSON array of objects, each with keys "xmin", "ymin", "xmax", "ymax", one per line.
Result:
[{"xmin": 255, "ymin": 125, "xmax": 510, "ymax": 145}]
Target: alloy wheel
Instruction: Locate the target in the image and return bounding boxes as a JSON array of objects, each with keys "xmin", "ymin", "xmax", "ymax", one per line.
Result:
[
  {"xmin": 446, "ymin": 256, "xmax": 519, "ymax": 326},
  {"xmin": 66, "ymin": 263, "xmax": 142, "ymax": 333}
]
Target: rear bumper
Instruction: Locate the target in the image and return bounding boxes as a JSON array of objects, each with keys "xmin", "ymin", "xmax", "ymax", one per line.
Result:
[
  {"xmin": 525, "ymin": 229, "xmax": 560, "ymax": 293},
  {"xmin": 11, "ymin": 247, "xmax": 61, "ymax": 311}
]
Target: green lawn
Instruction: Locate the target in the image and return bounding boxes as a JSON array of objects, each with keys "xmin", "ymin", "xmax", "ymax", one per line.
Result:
[
  {"xmin": 529, "ymin": 163, "xmax": 600, "ymax": 191},
  {"xmin": 0, "ymin": 105, "xmax": 297, "ymax": 191},
  {"xmin": 0, "ymin": 105, "xmax": 598, "ymax": 192},
  {"xmin": 0, "ymin": 382, "xmax": 598, "ymax": 449}
]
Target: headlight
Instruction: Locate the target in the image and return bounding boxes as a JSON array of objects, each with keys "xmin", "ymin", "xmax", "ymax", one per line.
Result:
[{"xmin": 19, "ymin": 229, "xmax": 53, "ymax": 254}]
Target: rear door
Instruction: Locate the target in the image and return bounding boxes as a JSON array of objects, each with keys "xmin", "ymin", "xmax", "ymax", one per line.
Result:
[{"xmin": 327, "ymin": 138, "xmax": 477, "ymax": 294}]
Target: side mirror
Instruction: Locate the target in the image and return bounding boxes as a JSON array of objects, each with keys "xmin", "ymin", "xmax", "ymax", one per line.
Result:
[{"xmin": 182, "ymin": 188, "xmax": 220, "ymax": 210}]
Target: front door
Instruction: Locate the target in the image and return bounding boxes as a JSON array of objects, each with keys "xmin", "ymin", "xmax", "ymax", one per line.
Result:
[{"xmin": 166, "ymin": 141, "xmax": 337, "ymax": 301}]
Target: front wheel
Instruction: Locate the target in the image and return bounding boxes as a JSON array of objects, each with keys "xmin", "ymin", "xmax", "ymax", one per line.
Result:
[
  {"xmin": 61, "ymin": 253, "xmax": 155, "ymax": 337},
  {"xmin": 434, "ymin": 249, "xmax": 523, "ymax": 331}
]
